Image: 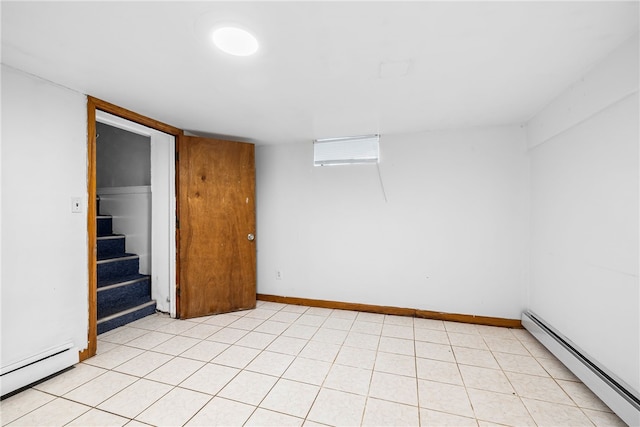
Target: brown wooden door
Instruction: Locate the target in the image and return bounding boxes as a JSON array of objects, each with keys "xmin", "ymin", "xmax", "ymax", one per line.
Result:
[{"xmin": 177, "ymin": 136, "xmax": 256, "ymax": 319}]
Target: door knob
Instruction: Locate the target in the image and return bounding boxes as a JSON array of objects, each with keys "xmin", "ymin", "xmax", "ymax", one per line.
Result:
[{"xmin": 247, "ymin": 233, "xmax": 255, "ymax": 241}]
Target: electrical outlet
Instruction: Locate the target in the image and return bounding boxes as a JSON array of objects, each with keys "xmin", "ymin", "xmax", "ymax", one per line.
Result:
[
  {"xmin": 71, "ymin": 197, "xmax": 82, "ymax": 213},
  {"xmin": 276, "ymin": 270, "xmax": 283, "ymax": 280}
]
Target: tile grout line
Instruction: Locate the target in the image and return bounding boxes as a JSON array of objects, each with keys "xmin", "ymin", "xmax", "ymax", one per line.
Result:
[{"xmin": 7, "ymin": 306, "xmax": 623, "ymax": 427}]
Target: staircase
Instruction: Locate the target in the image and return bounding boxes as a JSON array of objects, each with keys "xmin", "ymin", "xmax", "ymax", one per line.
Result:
[{"xmin": 97, "ymin": 214, "xmax": 156, "ymax": 334}]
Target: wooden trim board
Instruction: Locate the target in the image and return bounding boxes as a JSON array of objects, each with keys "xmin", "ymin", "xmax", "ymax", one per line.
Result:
[
  {"xmin": 79, "ymin": 98, "xmax": 98, "ymax": 362},
  {"xmin": 257, "ymin": 294, "xmax": 522, "ymax": 328},
  {"xmin": 87, "ymin": 96, "xmax": 182, "ymax": 136}
]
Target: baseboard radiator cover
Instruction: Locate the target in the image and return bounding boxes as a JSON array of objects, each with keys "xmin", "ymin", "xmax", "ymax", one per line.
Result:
[
  {"xmin": 1, "ymin": 342, "xmax": 78, "ymax": 397},
  {"xmin": 522, "ymin": 311, "xmax": 639, "ymax": 426}
]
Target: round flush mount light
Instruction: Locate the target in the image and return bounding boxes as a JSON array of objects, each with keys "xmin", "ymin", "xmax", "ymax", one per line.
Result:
[{"xmin": 212, "ymin": 26, "xmax": 259, "ymax": 56}]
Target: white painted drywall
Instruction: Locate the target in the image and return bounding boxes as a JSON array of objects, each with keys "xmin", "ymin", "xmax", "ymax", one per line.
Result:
[
  {"xmin": 527, "ymin": 35, "xmax": 639, "ymax": 150},
  {"xmin": 149, "ymin": 130, "xmax": 177, "ymax": 316},
  {"xmin": 96, "ymin": 122, "xmax": 151, "ymax": 188},
  {"xmin": 256, "ymin": 126, "xmax": 530, "ymax": 319},
  {"xmin": 1, "ymin": 66, "xmax": 87, "ymax": 376},
  {"xmin": 527, "ymin": 34, "xmax": 639, "ymax": 393},
  {"xmin": 97, "ymin": 186, "xmax": 152, "ymax": 275}
]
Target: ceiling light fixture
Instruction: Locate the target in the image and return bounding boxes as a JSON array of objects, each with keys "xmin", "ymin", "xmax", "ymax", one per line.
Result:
[{"xmin": 212, "ymin": 26, "xmax": 259, "ymax": 56}]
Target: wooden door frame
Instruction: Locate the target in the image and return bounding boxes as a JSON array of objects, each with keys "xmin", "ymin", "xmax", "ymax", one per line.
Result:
[{"xmin": 80, "ymin": 97, "xmax": 183, "ymax": 361}]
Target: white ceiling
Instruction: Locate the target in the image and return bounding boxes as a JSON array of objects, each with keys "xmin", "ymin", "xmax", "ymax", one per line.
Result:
[{"xmin": 2, "ymin": 1, "xmax": 638, "ymax": 145}]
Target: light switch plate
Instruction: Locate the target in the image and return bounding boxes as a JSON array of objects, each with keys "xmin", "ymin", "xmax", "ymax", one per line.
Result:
[{"xmin": 71, "ymin": 197, "xmax": 82, "ymax": 213}]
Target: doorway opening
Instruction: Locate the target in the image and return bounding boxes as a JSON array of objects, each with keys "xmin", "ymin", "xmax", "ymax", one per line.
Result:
[
  {"xmin": 81, "ymin": 97, "xmax": 182, "ymax": 361},
  {"xmin": 95, "ymin": 122, "xmax": 155, "ymax": 333},
  {"xmin": 96, "ymin": 111, "xmax": 177, "ymax": 320}
]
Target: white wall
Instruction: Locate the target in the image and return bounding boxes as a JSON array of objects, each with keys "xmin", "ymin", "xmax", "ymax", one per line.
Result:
[
  {"xmin": 256, "ymin": 126, "xmax": 529, "ymax": 319},
  {"xmin": 527, "ymin": 34, "xmax": 639, "ymax": 393},
  {"xmin": 1, "ymin": 66, "xmax": 88, "ymax": 368},
  {"xmin": 98, "ymin": 186, "xmax": 151, "ymax": 275},
  {"xmin": 96, "ymin": 122, "xmax": 151, "ymax": 188}
]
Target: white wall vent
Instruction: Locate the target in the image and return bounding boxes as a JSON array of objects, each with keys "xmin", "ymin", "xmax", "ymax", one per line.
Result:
[{"xmin": 313, "ymin": 134, "xmax": 379, "ymax": 166}]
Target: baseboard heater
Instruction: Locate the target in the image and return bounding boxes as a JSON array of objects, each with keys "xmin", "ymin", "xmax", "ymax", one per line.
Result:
[
  {"xmin": 1, "ymin": 342, "xmax": 78, "ymax": 397},
  {"xmin": 522, "ymin": 311, "xmax": 639, "ymax": 426}
]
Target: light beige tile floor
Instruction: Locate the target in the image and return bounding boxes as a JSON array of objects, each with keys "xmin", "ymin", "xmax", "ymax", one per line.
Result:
[{"xmin": 1, "ymin": 301, "xmax": 627, "ymax": 427}]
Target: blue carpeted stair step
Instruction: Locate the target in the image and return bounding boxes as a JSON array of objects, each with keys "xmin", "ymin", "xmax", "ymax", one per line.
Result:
[
  {"xmin": 98, "ymin": 273, "xmax": 147, "ymax": 289},
  {"xmin": 97, "ymin": 215, "xmax": 113, "ymax": 237},
  {"xmin": 97, "ymin": 234, "xmax": 126, "ymax": 258},
  {"xmin": 96, "ymin": 209, "xmax": 155, "ymax": 335},
  {"xmin": 97, "ymin": 254, "xmax": 140, "ymax": 282},
  {"xmin": 98, "ymin": 275, "xmax": 152, "ymax": 318},
  {"xmin": 97, "ymin": 301, "xmax": 157, "ymax": 335}
]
